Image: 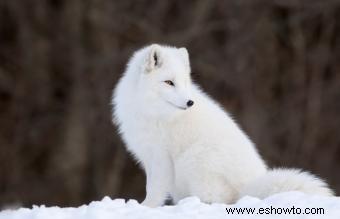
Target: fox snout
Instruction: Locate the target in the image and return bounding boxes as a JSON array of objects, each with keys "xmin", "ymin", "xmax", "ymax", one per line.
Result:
[{"xmin": 186, "ymin": 100, "xmax": 194, "ymax": 107}]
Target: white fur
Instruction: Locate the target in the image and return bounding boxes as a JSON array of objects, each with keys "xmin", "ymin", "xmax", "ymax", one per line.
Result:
[
  {"xmin": 239, "ymin": 168, "xmax": 333, "ymax": 199},
  {"xmin": 112, "ymin": 44, "xmax": 334, "ymax": 207}
]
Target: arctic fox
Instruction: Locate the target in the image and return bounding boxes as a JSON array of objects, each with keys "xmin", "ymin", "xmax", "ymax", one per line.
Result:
[{"xmin": 112, "ymin": 44, "xmax": 333, "ymax": 207}]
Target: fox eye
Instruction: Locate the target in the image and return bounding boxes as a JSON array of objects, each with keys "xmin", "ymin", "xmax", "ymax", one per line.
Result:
[{"xmin": 164, "ymin": 80, "xmax": 175, "ymax": 86}]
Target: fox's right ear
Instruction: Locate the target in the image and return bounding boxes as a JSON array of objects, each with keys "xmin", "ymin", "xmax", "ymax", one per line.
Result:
[
  {"xmin": 145, "ymin": 44, "xmax": 162, "ymax": 73},
  {"xmin": 179, "ymin": 47, "xmax": 190, "ymax": 72}
]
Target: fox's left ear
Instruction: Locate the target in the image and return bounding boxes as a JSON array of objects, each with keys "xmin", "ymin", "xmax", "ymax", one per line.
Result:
[
  {"xmin": 145, "ymin": 44, "xmax": 163, "ymax": 73},
  {"xmin": 179, "ymin": 47, "xmax": 191, "ymax": 71}
]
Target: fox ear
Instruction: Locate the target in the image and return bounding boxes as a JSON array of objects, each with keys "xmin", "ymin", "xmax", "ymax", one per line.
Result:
[
  {"xmin": 145, "ymin": 44, "xmax": 162, "ymax": 73},
  {"xmin": 179, "ymin": 47, "xmax": 190, "ymax": 71}
]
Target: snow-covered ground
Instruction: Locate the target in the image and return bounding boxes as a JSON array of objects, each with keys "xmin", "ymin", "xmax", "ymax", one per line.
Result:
[{"xmin": 1, "ymin": 192, "xmax": 339, "ymax": 219}]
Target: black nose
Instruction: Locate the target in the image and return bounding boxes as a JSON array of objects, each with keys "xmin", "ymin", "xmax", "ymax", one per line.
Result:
[{"xmin": 186, "ymin": 100, "xmax": 194, "ymax": 107}]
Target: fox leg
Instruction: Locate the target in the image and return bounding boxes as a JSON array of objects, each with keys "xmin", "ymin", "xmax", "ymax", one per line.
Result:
[{"xmin": 141, "ymin": 149, "xmax": 173, "ymax": 207}]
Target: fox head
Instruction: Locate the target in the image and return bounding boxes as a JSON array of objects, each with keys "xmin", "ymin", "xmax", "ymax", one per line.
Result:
[{"xmin": 131, "ymin": 44, "xmax": 194, "ymax": 117}]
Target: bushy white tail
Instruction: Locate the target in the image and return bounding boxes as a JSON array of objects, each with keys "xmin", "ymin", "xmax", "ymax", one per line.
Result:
[{"xmin": 239, "ymin": 168, "xmax": 334, "ymax": 199}]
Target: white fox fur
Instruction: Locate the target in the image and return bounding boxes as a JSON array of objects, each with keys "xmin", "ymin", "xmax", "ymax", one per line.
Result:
[{"xmin": 112, "ymin": 44, "xmax": 333, "ymax": 207}]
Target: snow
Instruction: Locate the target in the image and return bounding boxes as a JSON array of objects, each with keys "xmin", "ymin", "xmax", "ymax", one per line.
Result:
[{"xmin": 1, "ymin": 192, "xmax": 339, "ymax": 219}]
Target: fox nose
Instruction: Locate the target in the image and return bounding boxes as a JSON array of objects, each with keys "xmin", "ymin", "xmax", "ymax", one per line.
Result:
[{"xmin": 186, "ymin": 100, "xmax": 194, "ymax": 107}]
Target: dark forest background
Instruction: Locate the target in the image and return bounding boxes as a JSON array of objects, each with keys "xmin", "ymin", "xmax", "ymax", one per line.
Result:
[{"xmin": 0, "ymin": 0, "xmax": 340, "ymax": 208}]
